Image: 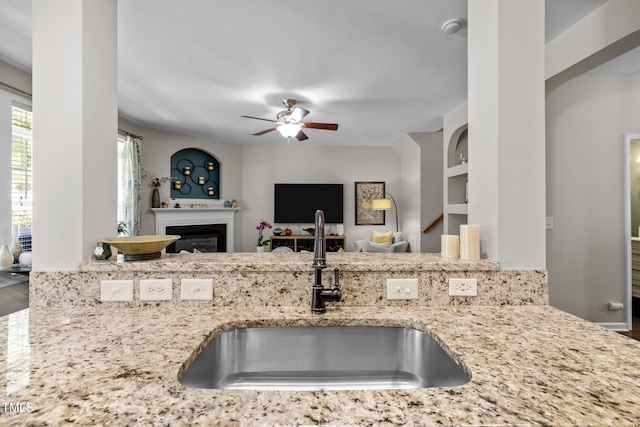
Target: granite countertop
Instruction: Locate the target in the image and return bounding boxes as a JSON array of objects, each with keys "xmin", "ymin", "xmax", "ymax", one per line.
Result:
[
  {"xmin": 79, "ymin": 252, "xmax": 502, "ymax": 272},
  {"xmin": 2, "ymin": 305, "xmax": 640, "ymax": 425}
]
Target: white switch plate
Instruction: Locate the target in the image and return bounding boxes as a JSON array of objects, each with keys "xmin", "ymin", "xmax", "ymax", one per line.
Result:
[
  {"xmin": 448, "ymin": 278, "xmax": 477, "ymax": 296},
  {"xmin": 100, "ymin": 280, "xmax": 134, "ymax": 302},
  {"xmin": 386, "ymin": 278, "xmax": 419, "ymax": 300},
  {"xmin": 546, "ymin": 217, "xmax": 554, "ymax": 229},
  {"xmin": 140, "ymin": 279, "xmax": 173, "ymax": 301},
  {"xmin": 181, "ymin": 278, "xmax": 213, "ymax": 301}
]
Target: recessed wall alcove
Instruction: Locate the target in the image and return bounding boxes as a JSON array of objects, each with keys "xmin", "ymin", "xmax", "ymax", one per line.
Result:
[{"xmin": 171, "ymin": 148, "xmax": 220, "ymax": 200}]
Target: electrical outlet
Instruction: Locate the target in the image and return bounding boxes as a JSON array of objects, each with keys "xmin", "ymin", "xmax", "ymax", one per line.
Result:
[
  {"xmin": 100, "ymin": 280, "xmax": 134, "ymax": 302},
  {"xmin": 546, "ymin": 217, "xmax": 554, "ymax": 229},
  {"xmin": 448, "ymin": 278, "xmax": 477, "ymax": 296},
  {"xmin": 181, "ymin": 278, "xmax": 213, "ymax": 301},
  {"xmin": 386, "ymin": 278, "xmax": 419, "ymax": 300},
  {"xmin": 140, "ymin": 279, "xmax": 172, "ymax": 301}
]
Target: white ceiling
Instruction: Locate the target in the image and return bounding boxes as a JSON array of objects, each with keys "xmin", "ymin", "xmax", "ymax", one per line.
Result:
[{"xmin": 0, "ymin": 0, "xmax": 626, "ymax": 146}]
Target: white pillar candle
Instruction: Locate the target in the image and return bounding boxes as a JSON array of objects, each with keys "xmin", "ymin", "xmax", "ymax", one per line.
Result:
[
  {"xmin": 460, "ymin": 225, "xmax": 480, "ymax": 261},
  {"xmin": 441, "ymin": 235, "xmax": 460, "ymax": 259}
]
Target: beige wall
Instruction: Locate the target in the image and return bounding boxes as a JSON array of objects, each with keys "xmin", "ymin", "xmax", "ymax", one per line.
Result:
[
  {"xmin": 241, "ymin": 144, "xmax": 401, "ymax": 252},
  {"xmin": 546, "ymin": 74, "xmax": 640, "ymax": 324}
]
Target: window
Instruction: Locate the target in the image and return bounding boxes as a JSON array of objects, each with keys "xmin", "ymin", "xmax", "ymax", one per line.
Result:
[{"xmin": 11, "ymin": 101, "xmax": 32, "ymax": 251}]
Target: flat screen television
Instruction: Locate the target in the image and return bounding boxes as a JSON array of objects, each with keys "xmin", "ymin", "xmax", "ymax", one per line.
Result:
[{"xmin": 274, "ymin": 183, "xmax": 344, "ymax": 224}]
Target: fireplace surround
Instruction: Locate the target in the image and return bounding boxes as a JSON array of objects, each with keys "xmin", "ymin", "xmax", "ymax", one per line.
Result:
[{"xmin": 151, "ymin": 208, "xmax": 239, "ymax": 252}]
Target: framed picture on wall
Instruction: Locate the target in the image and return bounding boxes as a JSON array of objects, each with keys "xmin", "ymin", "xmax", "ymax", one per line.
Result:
[{"xmin": 355, "ymin": 181, "xmax": 385, "ymax": 225}]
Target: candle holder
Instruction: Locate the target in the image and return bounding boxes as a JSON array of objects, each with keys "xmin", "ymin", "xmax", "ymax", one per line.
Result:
[
  {"xmin": 171, "ymin": 149, "xmax": 220, "ymax": 200},
  {"xmin": 440, "ymin": 235, "xmax": 460, "ymax": 259},
  {"xmin": 460, "ymin": 225, "xmax": 480, "ymax": 261}
]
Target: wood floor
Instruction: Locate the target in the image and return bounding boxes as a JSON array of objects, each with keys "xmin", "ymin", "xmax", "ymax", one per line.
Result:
[
  {"xmin": 0, "ymin": 273, "xmax": 29, "ymax": 317},
  {"xmin": 618, "ymin": 315, "xmax": 640, "ymax": 341}
]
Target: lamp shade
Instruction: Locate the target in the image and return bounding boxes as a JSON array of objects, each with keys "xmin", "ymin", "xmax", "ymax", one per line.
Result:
[
  {"xmin": 277, "ymin": 123, "xmax": 302, "ymax": 138},
  {"xmin": 371, "ymin": 198, "xmax": 392, "ymax": 210}
]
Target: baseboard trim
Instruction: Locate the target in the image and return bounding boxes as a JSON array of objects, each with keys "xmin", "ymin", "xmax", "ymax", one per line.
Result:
[{"xmin": 597, "ymin": 322, "xmax": 629, "ymax": 331}]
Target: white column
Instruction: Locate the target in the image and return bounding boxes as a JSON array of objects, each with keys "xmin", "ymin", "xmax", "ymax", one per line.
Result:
[
  {"xmin": 468, "ymin": 0, "xmax": 546, "ymax": 269},
  {"xmin": 32, "ymin": 0, "xmax": 117, "ymax": 270}
]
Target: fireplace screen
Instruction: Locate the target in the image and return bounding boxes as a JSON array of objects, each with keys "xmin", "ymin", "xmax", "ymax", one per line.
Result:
[
  {"xmin": 174, "ymin": 237, "xmax": 217, "ymax": 253},
  {"xmin": 166, "ymin": 224, "xmax": 226, "ymax": 253}
]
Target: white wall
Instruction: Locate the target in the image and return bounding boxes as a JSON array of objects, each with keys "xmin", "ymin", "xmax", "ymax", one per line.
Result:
[
  {"xmin": 32, "ymin": 0, "xmax": 118, "ymax": 270},
  {"xmin": 241, "ymin": 144, "xmax": 400, "ymax": 252},
  {"xmin": 468, "ymin": 0, "xmax": 546, "ymax": 269},
  {"xmin": 546, "ymin": 74, "xmax": 640, "ymax": 323},
  {"xmin": 546, "ymin": 0, "xmax": 640, "ymax": 91}
]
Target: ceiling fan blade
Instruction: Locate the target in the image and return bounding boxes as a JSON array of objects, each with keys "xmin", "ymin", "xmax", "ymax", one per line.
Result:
[
  {"xmin": 302, "ymin": 122, "xmax": 339, "ymax": 131},
  {"xmin": 296, "ymin": 130, "xmax": 309, "ymax": 141},
  {"xmin": 253, "ymin": 127, "xmax": 278, "ymax": 136},
  {"xmin": 289, "ymin": 107, "xmax": 310, "ymax": 123},
  {"xmin": 241, "ymin": 115, "xmax": 278, "ymax": 123}
]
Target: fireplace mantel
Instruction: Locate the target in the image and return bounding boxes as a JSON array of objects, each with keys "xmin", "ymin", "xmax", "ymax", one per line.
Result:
[{"xmin": 150, "ymin": 208, "xmax": 240, "ymax": 252}]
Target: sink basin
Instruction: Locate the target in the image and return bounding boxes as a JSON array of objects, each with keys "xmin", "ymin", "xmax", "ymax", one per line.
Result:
[{"xmin": 179, "ymin": 326, "xmax": 470, "ymax": 391}]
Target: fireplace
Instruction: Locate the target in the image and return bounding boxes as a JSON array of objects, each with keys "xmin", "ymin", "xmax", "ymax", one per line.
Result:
[
  {"xmin": 151, "ymin": 207, "xmax": 238, "ymax": 252},
  {"xmin": 166, "ymin": 224, "xmax": 226, "ymax": 253}
]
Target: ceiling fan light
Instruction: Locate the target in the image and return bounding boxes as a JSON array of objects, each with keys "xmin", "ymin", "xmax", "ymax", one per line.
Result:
[{"xmin": 277, "ymin": 123, "xmax": 302, "ymax": 138}]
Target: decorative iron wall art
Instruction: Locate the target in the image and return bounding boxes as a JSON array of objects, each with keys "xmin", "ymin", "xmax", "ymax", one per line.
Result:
[{"xmin": 171, "ymin": 148, "xmax": 220, "ymax": 200}]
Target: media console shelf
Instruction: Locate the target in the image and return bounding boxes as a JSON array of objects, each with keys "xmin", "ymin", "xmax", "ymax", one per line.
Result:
[{"xmin": 270, "ymin": 235, "xmax": 346, "ymax": 252}]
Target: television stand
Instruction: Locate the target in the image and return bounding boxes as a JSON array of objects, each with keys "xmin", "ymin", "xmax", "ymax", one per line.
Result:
[{"xmin": 270, "ymin": 235, "xmax": 346, "ymax": 252}]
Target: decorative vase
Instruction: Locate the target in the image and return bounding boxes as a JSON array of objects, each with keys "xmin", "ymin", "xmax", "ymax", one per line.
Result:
[
  {"xmin": 10, "ymin": 224, "xmax": 21, "ymax": 264},
  {"xmin": 152, "ymin": 188, "xmax": 161, "ymax": 208},
  {"xmin": 256, "ymin": 246, "xmax": 265, "ymax": 253},
  {"xmin": 18, "ymin": 251, "xmax": 32, "ymax": 267},
  {"xmin": 0, "ymin": 245, "xmax": 12, "ymax": 269},
  {"xmin": 93, "ymin": 242, "xmax": 112, "ymax": 260}
]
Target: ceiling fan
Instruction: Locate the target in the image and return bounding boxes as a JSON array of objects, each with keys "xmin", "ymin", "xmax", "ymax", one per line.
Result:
[{"xmin": 241, "ymin": 99, "xmax": 339, "ymax": 141}]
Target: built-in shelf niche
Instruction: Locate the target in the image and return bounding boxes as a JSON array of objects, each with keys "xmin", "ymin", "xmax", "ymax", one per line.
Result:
[
  {"xmin": 443, "ymin": 101, "xmax": 468, "ymax": 235},
  {"xmin": 170, "ymin": 148, "xmax": 220, "ymax": 200}
]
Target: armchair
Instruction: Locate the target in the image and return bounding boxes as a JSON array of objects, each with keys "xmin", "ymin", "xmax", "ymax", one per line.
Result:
[{"xmin": 354, "ymin": 231, "xmax": 410, "ymax": 253}]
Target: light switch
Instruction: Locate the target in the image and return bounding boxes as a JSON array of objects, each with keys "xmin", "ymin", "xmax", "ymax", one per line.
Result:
[
  {"xmin": 101, "ymin": 280, "xmax": 134, "ymax": 302},
  {"xmin": 181, "ymin": 278, "xmax": 213, "ymax": 301},
  {"xmin": 386, "ymin": 278, "xmax": 419, "ymax": 300}
]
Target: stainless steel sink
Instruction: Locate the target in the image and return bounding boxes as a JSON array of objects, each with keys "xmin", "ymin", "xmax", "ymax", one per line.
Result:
[{"xmin": 179, "ymin": 326, "xmax": 470, "ymax": 391}]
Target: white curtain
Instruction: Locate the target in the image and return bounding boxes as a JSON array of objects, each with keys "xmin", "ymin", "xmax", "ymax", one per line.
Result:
[{"xmin": 117, "ymin": 135, "xmax": 141, "ymax": 235}]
